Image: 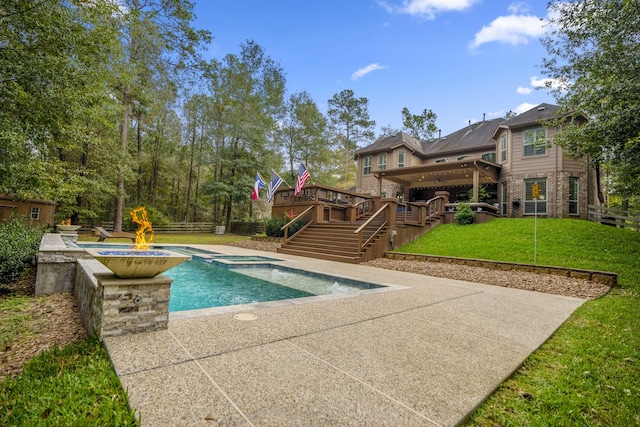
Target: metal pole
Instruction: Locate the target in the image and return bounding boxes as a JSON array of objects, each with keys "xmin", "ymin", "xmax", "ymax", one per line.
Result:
[{"xmin": 534, "ymin": 197, "xmax": 537, "ymax": 265}]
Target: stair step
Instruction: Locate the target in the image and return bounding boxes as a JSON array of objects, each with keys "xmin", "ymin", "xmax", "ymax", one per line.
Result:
[{"xmin": 277, "ymin": 247, "xmax": 361, "ymax": 264}]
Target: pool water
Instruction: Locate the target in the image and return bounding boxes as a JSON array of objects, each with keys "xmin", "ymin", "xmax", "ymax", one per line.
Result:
[
  {"xmin": 79, "ymin": 243, "xmax": 218, "ymax": 257},
  {"xmin": 165, "ymin": 260, "xmax": 381, "ymax": 312}
]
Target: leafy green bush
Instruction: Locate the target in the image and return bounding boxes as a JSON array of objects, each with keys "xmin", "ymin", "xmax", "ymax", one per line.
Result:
[
  {"xmin": 264, "ymin": 216, "xmax": 286, "ymax": 237},
  {"xmin": 264, "ymin": 216, "xmax": 306, "ymax": 237},
  {"xmin": 0, "ymin": 217, "xmax": 45, "ymax": 284},
  {"xmin": 455, "ymin": 202, "xmax": 474, "ymax": 225}
]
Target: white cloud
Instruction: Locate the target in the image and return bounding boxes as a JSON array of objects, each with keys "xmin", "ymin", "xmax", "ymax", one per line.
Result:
[
  {"xmin": 378, "ymin": 0, "xmax": 478, "ymax": 20},
  {"xmin": 508, "ymin": 2, "xmax": 531, "ymax": 15},
  {"xmin": 517, "ymin": 86, "xmax": 532, "ymax": 95},
  {"xmin": 351, "ymin": 63, "xmax": 387, "ymax": 81},
  {"xmin": 530, "ymin": 75, "xmax": 568, "ymax": 90},
  {"xmin": 514, "ymin": 102, "xmax": 537, "ymax": 115},
  {"xmin": 470, "ymin": 14, "xmax": 545, "ymax": 48}
]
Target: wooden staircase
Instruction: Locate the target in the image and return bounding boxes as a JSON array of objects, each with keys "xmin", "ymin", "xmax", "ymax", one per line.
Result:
[{"xmin": 277, "ymin": 222, "xmax": 388, "ymax": 264}]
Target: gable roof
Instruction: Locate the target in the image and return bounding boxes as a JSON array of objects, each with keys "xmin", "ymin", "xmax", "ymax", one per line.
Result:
[
  {"xmin": 354, "ymin": 131, "xmax": 422, "ymax": 157},
  {"xmin": 420, "ymin": 117, "xmax": 504, "ymax": 157},
  {"xmin": 502, "ymin": 103, "xmax": 561, "ymax": 128}
]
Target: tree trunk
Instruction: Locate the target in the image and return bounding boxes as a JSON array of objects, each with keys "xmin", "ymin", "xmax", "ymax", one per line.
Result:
[
  {"xmin": 136, "ymin": 113, "xmax": 142, "ymax": 205},
  {"xmin": 114, "ymin": 85, "xmax": 131, "ymax": 232},
  {"xmin": 184, "ymin": 127, "xmax": 196, "ymax": 222}
]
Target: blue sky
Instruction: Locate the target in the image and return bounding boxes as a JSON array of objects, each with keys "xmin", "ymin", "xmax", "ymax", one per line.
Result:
[{"xmin": 193, "ymin": 0, "xmax": 558, "ymax": 137}]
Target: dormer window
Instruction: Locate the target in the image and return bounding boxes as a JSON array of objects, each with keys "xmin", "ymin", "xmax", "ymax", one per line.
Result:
[{"xmin": 435, "ymin": 158, "xmax": 448, "ymax": 163}]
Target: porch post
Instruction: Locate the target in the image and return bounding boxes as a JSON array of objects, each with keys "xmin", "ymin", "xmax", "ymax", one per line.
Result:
[{"xmin": 473, "ymin": 168, "xmax": 479, "ymax": 202}]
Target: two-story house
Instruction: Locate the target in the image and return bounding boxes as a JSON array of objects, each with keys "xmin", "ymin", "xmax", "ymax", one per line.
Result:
[{"xmin": 354, "ymin": 103, "xmax": 598, "ymax": 219}]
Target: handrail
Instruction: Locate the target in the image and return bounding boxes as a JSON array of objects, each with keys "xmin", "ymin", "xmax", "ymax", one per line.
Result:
[
  {"xmin": 361, "ymin": 221, "xmax": 388, "ymax": 248},
  {"xmin": 353, "ymin": 203, "xmax": 389, "ymax": 234},
  {"xmin": 280, "ymin": 205, "xmax": 315, "ymax": 244},
  {"xmin": 280, "ymin": 205, "xmax": 314, "ymax": 230},
  {"xmin": 425, "ymin": 195, "xmax": 443, "ymax": 205}
]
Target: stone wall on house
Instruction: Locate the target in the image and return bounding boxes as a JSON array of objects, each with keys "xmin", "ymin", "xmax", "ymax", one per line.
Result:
[
  {"xmin": 503, "ymin": 171, "xmax": 589, "ymax": 219},
  {"xmin": 503, "ymin": 172, "xmax": 559, "ymax": 218}
]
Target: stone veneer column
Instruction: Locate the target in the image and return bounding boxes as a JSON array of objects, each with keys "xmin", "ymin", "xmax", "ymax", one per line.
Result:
[{"xmin": 93, "ymin": 273, "xmax": 173, "ymax": 338}]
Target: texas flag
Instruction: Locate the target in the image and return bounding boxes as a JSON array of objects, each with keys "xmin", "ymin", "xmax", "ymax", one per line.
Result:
[{"xmin": 252, "ymin": 172, "xmax": 266, "ymax": 200}]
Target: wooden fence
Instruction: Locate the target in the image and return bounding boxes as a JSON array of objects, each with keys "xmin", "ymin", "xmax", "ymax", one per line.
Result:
[
  {"xmin": 80, "ymin": 221, "xmax": 264, "ymax": 235},
  {"xmin": 588, "ymin": 205, "xmax": 640, "ymax": 231}
]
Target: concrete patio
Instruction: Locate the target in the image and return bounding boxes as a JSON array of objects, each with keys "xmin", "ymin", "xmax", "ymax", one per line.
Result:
[{"xmin": 103, "ymin": 246, "xmax": 585, "ymax": 426}]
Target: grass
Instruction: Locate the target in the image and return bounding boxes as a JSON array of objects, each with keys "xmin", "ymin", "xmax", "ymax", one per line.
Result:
[
  {"xmin": 0, "ymin": 337, "xmax": 138, "ymax": 426},
  {"xmin": 395, "ymin": 218, "xmax": 640, "ymax": 426},
  {"xmin": 78, "ymin": 232, "xmax": 250, "ymax": 245},
  {"xmin": 0, "ymin": 296, "xmax": 35, "ymax": 353},
  {"xmin": 3, "ymin": 222, "xmax": 638, "ymax": 425}
]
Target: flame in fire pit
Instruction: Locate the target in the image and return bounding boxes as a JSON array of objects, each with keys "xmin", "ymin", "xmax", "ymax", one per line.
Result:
[{"xmin": 130, "ymin": 207, "xmax": 154, "ymax": 250}]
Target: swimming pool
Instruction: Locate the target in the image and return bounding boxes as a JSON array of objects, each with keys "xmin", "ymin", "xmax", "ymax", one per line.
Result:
[
  {"xmin": 77, "ymin": 242, "xmax": 384, "ymax": 312},
  {"xmin": 165, "ymin": 260, "xmax": 383, "ymax": 312}
]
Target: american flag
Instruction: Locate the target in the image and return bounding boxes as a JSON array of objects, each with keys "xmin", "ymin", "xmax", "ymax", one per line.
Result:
[
  {"xmin": 294, "ymin": 163, "xmax": 310, "ymax": 196},
  {"xmin": 266, "ymin": 170, "xmax": 284, "ymax": 202}
]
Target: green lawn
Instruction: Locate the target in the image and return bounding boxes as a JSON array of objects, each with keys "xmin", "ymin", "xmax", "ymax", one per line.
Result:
[
  {"xmin": 78, "ymin": 232, "xmax": 251, "ymax": 245},
  {"xmin": 395, "ymin": 218, "xmax": 640, "ymax": 426},
  {"xmin": 2, "ymin": 221, "xmax": 638, "ymax": 425}
]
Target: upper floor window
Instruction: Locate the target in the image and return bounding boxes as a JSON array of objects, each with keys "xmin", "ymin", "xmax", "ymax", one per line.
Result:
[
  {"xmin": 363, "ymin": 156, "xmax": 371, "ymax": 175},
  {"xmin": 481, "ymin": 152, "xmax": 496, "ymax": 162},
  {"xmin": 523, "ymin": 127, "xmax": 546, "ymax": 156},
  {"xmin": 457, "ymin": 155, "xmax": 470, "ymax": 161},
  {"xmin": 500, "ymin": 134, "xmax": 507, "ymax": 162},
  {"xmin": 377, "ymin": 153, "xmax": 387, "ymax": 170},
  {"xmin": 30, "ymin": 207, "xmax": 40, "ymax": 220},
  {"xmin": 435, "ymin": 158, "xmax": 449, "ymax": 163},
  {"xmin": 398, "ymin": 150, "xmax": 406, "ymax": 168}
]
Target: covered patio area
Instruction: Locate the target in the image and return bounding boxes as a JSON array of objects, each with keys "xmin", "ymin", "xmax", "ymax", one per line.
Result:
[{"xmin": 374, "ymin": 159, "xmax": 501, "ymax": 211}]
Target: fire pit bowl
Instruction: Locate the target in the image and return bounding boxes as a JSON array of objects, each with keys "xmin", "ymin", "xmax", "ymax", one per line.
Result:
[
  {"xmin": 85, "ymin": 248, "xmax": 190, "ymax": 278},
  {"xmin": 56, "ymin": 224, "xmax": 82, "ymax": 233}
]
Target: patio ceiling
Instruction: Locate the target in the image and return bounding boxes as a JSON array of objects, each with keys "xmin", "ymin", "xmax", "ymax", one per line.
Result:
[{"xmin": 375, "ymin": 159, "xmax": 500, "ymax": 189}]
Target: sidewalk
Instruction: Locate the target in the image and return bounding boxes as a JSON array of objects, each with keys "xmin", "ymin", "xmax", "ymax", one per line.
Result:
[{"xmin": 104, "ymin": 247, "xmax": 585, "ymax": 426}]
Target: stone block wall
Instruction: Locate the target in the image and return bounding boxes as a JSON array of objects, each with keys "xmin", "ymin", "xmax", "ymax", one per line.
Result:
[
  {"xmin": 74, "ymin": 258, "xmax": 173, "ymax": 339},
  {"xmin": 35, "ymin": 234, "xmax": 92, "ymax": 295},
  {"xmin": 96, "ymin": 274, "xmax": 171, "ymax": 338}
]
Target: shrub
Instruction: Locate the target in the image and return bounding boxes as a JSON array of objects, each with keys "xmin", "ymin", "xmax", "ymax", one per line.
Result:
[
  {"xmin": 264, "ymin": 216, "xmax": 306, "ymax": 237},
  {"xmin": 0, "ymin": 217, "xmax": 45, "ymax": 285},
  {"xmin": 455, "ymin": 202, "xmax": 474, "ymax": 225},
  {"xmin": 264, "ymin": 216, "xmax": 286, "ymax": 237}
]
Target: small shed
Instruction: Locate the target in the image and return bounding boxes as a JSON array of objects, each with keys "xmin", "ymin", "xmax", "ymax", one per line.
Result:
[{"xmin": 0, "ymin": 194, "xmax": 55, "ymax": 226}]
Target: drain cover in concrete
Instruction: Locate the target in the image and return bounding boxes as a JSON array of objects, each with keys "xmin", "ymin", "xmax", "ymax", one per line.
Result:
[{"xmin": 234, "ymin": 313, "xmax": 257, "ymax": 321}]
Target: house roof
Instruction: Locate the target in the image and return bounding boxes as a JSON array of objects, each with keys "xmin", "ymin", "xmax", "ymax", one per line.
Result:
[
  {"xmin": 502, "ymin": 103, "xmax": 561, "ymax": 128},
  {"xmin": 420, "ymin": 118, "xmax": 505, "ymax": 157},
  {"xmin": 354, "ymin": 131, "xmax": 423, "ymax": 157},
  {"xmin": 355, "ymin": 118, "xmax": 506, "ymax": 160}
]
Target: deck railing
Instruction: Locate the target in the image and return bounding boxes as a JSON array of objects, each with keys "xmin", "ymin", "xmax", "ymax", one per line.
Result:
[
  {"xmin": 354, "ymin": 203, "xmax": 389, "ymax": 252},
  {"xmin": 281, "ymin": 205, "xmax": 316, "ymax": 244}
]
